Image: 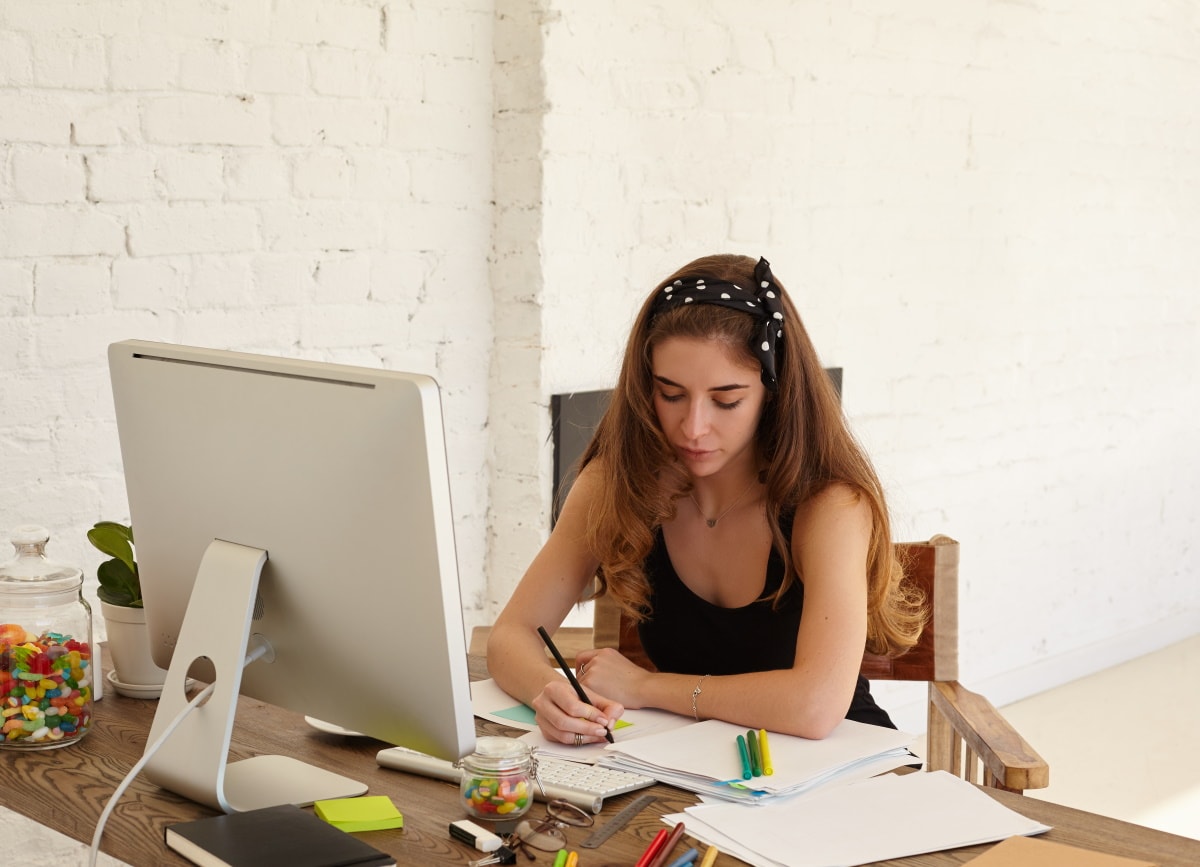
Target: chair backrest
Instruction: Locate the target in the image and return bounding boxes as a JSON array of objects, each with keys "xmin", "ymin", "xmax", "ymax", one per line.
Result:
[{"xmin": 594, "ymin": 535, "xmax": 960, "ymax": 683}]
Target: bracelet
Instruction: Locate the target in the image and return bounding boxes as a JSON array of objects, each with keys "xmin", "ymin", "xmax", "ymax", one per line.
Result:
[{"xmin": 691, "ymin": 674, "xmax": 709, "ymax": 721}]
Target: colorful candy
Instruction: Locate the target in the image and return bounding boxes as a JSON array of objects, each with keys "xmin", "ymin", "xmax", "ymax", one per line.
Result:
[
  {"xmin": 0, "ymin": 626, "xmax": 92, "ymax": 748},
  {"xmin": 461, "ymin": 772, "xmax": 531, "ymax": 817}
]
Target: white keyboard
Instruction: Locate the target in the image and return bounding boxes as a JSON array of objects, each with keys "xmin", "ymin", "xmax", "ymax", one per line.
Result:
[{"xmin": 376, "ymin": 746, "xmax": 655, "ymax": 814}]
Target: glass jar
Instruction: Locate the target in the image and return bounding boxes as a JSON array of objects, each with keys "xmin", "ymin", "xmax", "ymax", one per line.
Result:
[
  {"xmin": 0, "ymin": 525, "xmax": 94, "ymax": 749},
  {"xmin": 457, "ymin": 736, "xmax": 535, "ymax": 820}
]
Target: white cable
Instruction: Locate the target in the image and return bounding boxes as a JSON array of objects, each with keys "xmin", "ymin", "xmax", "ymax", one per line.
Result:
[{"xmin": 88, "ymin": 643, "xmax": 271, "ymax": 867}]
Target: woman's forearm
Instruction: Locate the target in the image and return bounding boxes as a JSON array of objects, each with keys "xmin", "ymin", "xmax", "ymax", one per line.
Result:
[
  {"xmin": 485, "ymin": 622, "xmax": 561, "ymax": 706},
  {"xmin": 638, "ymin": 667, "xmax": 852, "ymax": 739}
]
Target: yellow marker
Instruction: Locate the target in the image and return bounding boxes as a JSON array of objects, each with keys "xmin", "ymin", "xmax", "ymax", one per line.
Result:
[
  {"xmin": 759, "ymin": 728, "xmax": 773, "ymax": 775},
  {"xmin": 564, "ymin": 851, "xmax": 579, "ymax": 867},
  {"xmin": 698, "ymin": 844, "xmax": 719, "ymax": 867}
]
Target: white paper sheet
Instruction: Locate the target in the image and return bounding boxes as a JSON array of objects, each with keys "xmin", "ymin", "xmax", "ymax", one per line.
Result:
[{"xmin": 675, "ymin": 771, "xmax": 1051, "ymax": 867}]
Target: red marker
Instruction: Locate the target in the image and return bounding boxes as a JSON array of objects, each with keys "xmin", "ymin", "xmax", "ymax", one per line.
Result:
[{"xmin": 635, "ymin": 828, "xmax": 669, "ymax": 867}]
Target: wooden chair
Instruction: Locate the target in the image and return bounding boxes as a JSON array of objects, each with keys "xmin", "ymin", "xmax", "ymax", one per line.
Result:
[{"xmin": 471, "ymin": 535, "xmax": 1049, "ymax": 794}]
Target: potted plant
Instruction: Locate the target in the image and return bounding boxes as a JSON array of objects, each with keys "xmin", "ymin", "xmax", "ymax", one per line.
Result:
[{"xmin": 87, "ymin": 521, "xmax": 167, "ymax": 692}]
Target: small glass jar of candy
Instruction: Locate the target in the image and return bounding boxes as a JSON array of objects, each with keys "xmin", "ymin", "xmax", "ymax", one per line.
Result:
[
  {"xmin": 0, "ymin": 526, "xmax": 94, "ymax": 749},
  {"xmin": 457, "ymin": 736, "xmax": 535, "ymax": 820}
]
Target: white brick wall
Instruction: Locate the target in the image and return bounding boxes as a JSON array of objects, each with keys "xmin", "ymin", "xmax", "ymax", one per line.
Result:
[
  {"xmin": 2, "ymin": 1, "xmax": 1197, "ymax": 720},
  {"xmin": 523, "ymin": 0, "xmax": 1200, "ymax": 714},
  {"xmin": 0, "ymin": 1, "xmax": 494, "ymax": 638}
]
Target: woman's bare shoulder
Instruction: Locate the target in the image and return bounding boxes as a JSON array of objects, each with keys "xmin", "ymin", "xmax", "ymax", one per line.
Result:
[{"xmin": 792, "ymin": 481, "xmax": 871, "ymax": 542}]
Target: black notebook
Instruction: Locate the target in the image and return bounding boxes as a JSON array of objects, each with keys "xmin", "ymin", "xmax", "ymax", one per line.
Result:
[{"xmin": 164, "ymin": 803, "xmax": 396, "ymax": 867}]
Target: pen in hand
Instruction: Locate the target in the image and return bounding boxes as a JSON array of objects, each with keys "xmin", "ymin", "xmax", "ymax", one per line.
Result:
[{"xmin": 537, "ymin": 626, "xmax": 615, "ymax": 744}]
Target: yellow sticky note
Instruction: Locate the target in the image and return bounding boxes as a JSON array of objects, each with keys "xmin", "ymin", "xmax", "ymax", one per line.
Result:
[{"xmin": 313, "ymin": 795, "xmax": 404, "ymax": 833}]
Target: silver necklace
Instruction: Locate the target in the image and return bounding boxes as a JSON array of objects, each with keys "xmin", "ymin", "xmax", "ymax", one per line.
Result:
[{"xmin": 688, "ymin": 477, "xmax": 759, "ymax": 528}]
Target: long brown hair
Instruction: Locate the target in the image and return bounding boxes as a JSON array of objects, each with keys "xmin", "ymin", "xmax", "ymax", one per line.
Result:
[{"xmin": 580, "ymin": 254, "xmax": 924, "ymax": 657}]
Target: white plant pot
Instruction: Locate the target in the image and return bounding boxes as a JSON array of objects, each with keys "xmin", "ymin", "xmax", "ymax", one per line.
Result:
[{"xmin": 100, "ymin": 600, "xmax": 168, "ymax": 689}]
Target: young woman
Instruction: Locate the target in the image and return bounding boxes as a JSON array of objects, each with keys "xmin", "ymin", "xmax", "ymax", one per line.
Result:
[{"xmin": 487, "ymin": 254, "xmax": 925, "ymax": 745}]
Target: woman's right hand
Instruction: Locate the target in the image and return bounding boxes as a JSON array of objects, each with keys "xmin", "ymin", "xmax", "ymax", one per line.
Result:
[{"xmin": 529, "ymin": 677, "xmax": 624, "ymax": 746}]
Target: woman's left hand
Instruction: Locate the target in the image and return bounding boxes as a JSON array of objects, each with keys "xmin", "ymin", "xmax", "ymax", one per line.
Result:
[{"xmin": 574, "ymin": 647, "xmax": 650, "ymax": 708}]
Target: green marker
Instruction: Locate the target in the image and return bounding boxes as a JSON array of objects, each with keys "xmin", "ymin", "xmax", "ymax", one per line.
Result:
[
  {"xmin": 747, "ymin": 728, "xmax": 762, "ymax": 777},
  {"xmin": 736, "ymin": 733, "xmax": 752, "ymax": 780}
]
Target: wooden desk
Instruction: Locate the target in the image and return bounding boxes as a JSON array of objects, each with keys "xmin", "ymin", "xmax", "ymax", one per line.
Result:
[{"xmin": 2, "ymin": 660, "xmax": 1197, "ymax": 867}]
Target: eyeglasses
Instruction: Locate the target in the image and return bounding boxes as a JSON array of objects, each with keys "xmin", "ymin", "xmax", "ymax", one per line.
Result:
[{"xmin": 505, "ymin": 798, "xmax": 594, "ymax": 855}]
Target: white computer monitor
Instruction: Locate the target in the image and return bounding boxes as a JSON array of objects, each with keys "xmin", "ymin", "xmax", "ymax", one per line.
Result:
[{"xmin": 107, "ymin": 339, "xmax": 475, "ymax": 812}]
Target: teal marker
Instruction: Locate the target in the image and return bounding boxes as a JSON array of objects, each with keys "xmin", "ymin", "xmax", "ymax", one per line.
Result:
[{"xmin": 736, "ymin": 733, "xmax": 752, "ymax": 780}]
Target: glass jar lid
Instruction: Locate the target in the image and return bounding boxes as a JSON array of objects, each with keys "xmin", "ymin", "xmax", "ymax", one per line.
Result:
[
  {"xmin": 459, "ymin": 736, "xmax": 532, "ymax": 773},
  {"xmin": 0, "ymin": 525, "xmax": 83, "ymax": 594}
]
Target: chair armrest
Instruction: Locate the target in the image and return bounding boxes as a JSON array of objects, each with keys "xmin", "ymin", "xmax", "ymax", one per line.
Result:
[{"xmin": 928, "ymin": 680, "xmax": 1049, "ymax": 793}]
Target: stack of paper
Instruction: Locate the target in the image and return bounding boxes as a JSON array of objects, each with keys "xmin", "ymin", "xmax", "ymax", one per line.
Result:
[
  {"xmin": 600, "ymin": 718, "xmax": 916, "ymax": 804},
  {"xmin": 663, "ymin": 770, "xmax": 1051, "ymax": 866}
]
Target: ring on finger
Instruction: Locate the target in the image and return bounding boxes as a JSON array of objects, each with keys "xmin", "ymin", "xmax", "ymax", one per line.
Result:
[
  {"xmin": 578, "ymin": 662, "xmax": 586, "ymax": 676},
  {"xmin": 573, "ymin": 732, "xmax": 583, "ymax": 746}
]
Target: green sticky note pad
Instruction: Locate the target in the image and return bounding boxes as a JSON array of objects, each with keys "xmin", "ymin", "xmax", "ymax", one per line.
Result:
[{"xmin": 314, "ymin": 795, "xmax": 404, "ymax": 833}]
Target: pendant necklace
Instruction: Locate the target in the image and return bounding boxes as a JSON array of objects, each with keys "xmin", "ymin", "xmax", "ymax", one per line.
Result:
[{"xmin": 689, "ymin": 476, "xmax": 759, "ymax": 528}]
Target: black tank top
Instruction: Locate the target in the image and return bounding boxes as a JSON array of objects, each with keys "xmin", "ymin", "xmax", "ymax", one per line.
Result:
[{"xmin": 636, "ymin": 519, "xmax": 895, "ymax": 729}]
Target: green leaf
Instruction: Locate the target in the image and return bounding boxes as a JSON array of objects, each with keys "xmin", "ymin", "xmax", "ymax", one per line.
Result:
[
  {"xmin": 97, "ymin": 557, "xmax": 142, "ymax": 608},
  {"xmin": 88, "ymin": 523, "xmax": 137, "ymax": 577}
]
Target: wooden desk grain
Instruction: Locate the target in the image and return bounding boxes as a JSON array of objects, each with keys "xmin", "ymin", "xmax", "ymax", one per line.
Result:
[{"xmin": 1, "ymin": 660, "xmax": 1197, "ymax": 866}]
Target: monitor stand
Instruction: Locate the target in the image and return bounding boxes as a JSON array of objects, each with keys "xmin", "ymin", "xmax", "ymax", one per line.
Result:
[{"xmin": 142, "ymin": 539, "xmax": 368, "ymax": 812}]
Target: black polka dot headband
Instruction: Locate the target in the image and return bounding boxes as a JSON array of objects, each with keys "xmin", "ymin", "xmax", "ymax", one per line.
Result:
[{"xmin": 651, "ymin": 257, "xmax": 785, "ymax": 391}]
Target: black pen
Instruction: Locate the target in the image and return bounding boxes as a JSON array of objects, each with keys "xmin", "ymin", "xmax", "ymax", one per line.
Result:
[{"xmin": 537, "ymin": 626, "xmax": 615, "ymax": 744}]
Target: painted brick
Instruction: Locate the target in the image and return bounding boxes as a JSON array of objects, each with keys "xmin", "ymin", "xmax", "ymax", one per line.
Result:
[
  {"xmin": 138, "ymin": 1, "xmax": 270, "ymax": 42},
  {"xmin": 112, "ymin": 258, "xmax": 187, "ymax": 311},
  {"xmin": 0, "ymin": 32, "xmax": 34, "ymax": 85},
  {"xmin": 86, "ymin": 151, "xmax": 160, "ymax": 202},
  {"xmin": 71, "ymin": 94, "xmax": 141, "ymax": 146},
  {"xmin": 292, "ymin": 150, "xmax": 354, "ymax": 199},
  {"xmin": 0, "ymin": 262, "xmax": 34, "ymax": 316},
  {"xmin": 127, "ymin": 203, "xmax": 260, "ymax": 256},
  {"xmin": 270, "ymin": 1, "xmax": 383, "ymax": 50},
  {"xmin": 272, "ymin": 96, "xmax": 387, "ymax": 147},
  {"xmin": 188, "ymin": 256, "xmax": 255, "ymax": 308},
  {"xmin": 0, "ymin": 93, "xmax": 70, "ymax": 144},
  {"xmin": 11, "ymin": 148, "xmax": 87, "ymax": 203},
  {"xmin": 251, "ymin": 254, "xmax": 314, "ymax": 306},
  {"xmin": 259, "ymin": 201, "xmax": 383, "ymax": 252},
  {"xmin": 247, "ymin": 45, "xmax": 310, "ymax": 94},
  {"xmin": 33, "ymin": 260, "xmax": 110, "ymax": 316},
  {"xmin": 0, "ymin": 204, "xmax": 125, "ymax": 257},
  {"xmin": 109, "ymin": 35, "xmax": 180, "ymax": 91},
  {"xmin": 31, "ymin": 36, "xmax": 107, "ymax": 89},
  {"xmin": 225, "ymin": 151, "xmax": 291, "ymax": 201},
  {"xmin": 0, "ymin": 1, "xmax": 140, "ymax": 37},
  {"xmin": 178, "ymin": 40, "xmax": 248, "ymax": 94},
  {"xmin": 143, "ymin": 95, "xmax": 272, "ymax": 146},
  {"xmin": 351, "ymin": 150, "xmax": 411, "ymax": 201},
  {"xmin": 313, "ymin": 253, "xmax": 371, "ymax": 303},
  {"xmin": 156, "ymin": 151, "xmax": 225, "ymax": 201},
  {"xmin": 309, "ymin": 47, "xmax": 374, "ymax": 97}
]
